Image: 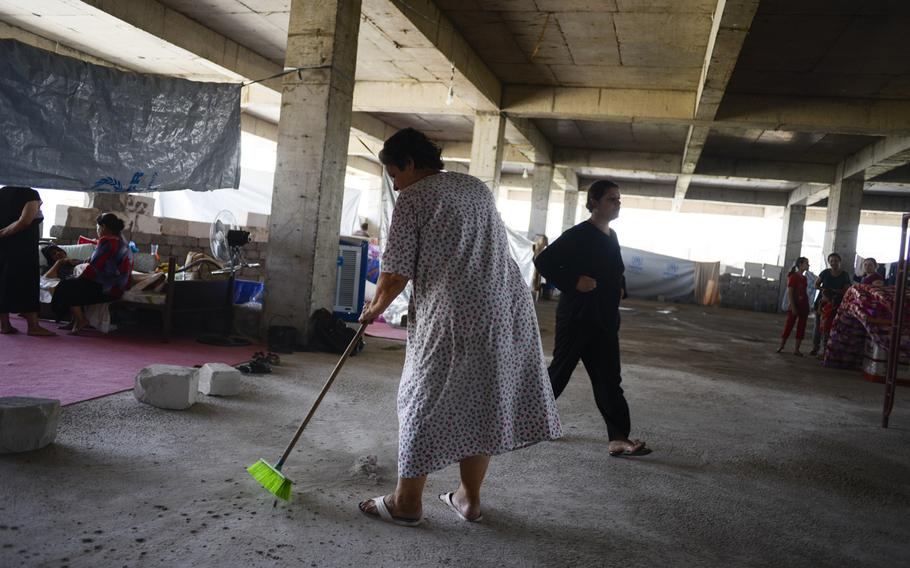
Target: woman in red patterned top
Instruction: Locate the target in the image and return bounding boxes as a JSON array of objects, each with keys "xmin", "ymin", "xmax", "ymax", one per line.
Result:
[
  {"xmin": 777, "ymin": 257, "xmax": 810, "ymax": 356},
  {"xmin": 52, "ymin": 212, "xmax": 132, "ymax": 334}
]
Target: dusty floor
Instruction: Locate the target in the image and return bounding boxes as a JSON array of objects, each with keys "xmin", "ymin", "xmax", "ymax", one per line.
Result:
[{"xmin": 1, "ymin": 299, "xmax": 909, "ymax": 567}]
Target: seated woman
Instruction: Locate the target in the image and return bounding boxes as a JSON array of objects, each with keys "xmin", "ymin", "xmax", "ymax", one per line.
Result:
[
  {"xmin": 51, "ymin": 213, "xmax": 132, "ymax": 334},
  {"xmin": 41, "ymin": 245, "xmax": 81, "ymax": 280},
  {"xmin": 856, "ymin": 257, "xmax": 885, "ymax": 287}
]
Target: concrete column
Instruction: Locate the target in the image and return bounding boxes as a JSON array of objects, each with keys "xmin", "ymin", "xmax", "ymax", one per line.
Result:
[
  {"xmin": 561, "ymin": 169, "xmax": 579, "ymax": 233},
  {"xmin": 528, "ymin": 163, "xmax": 554, "ymax": 239},
  {"xmin": 777, "ymin": 204, "xmax": 806, "ymax": 269},
  {"xmin": 822, "ymin": 172, "xmax": 864, "ymax": 268},
  {"xmin": 777, "ymin": 204, "xmax": 806, "ymax": 309},
  {"xmin": 468, "ymin": 111, "xmax": 505, "ymax": 199},
  {"xmin": 264, "ymin": 0, "xmax": 361, "ymax": 343}
]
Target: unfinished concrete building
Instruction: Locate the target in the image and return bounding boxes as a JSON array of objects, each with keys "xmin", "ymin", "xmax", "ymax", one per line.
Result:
[{"xmin": 1, "ymin": 1, "xmax": 909, "ymax": 566}]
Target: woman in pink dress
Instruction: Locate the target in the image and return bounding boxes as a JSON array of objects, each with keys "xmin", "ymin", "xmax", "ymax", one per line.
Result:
[{"xmin": 357, "ymin": 128, "xmax": 561, "ymax": 526}]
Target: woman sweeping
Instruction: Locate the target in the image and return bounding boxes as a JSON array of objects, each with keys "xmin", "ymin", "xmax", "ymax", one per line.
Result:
[
  {"xmin": 777, "ymin": 257, "xmax": 811, "ymax": 356},
  {"xmin": 358, "ymin": 128, "xmax": 562, "ymax": 526}
]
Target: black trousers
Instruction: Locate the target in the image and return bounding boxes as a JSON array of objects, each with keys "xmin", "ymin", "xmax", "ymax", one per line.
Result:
[
  {"xmin": 548, "ymin": 317, "xmax": 631, "ymax": 440},
  {"xmin": 0, "ymin": 223, "xmax": 39, "ymax": 314},
  {"xmin": 51, "ymin": 278, "xmax": 109, "ymax": 320}
]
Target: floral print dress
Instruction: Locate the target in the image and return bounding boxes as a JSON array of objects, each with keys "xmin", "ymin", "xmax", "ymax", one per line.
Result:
[{"xmin": 382, "ymin": 172, "xmax": 562, "ymax": 477}]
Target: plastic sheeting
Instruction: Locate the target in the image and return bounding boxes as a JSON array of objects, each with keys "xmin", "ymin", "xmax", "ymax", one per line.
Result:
[
  {"xmin": 622, "ymin": 247, "xmax": 697, "ymax": 302},
  {"xmin": 378, "ymin": 169, "xmax": 537, "ymax": 326},
  {"xmin": 0, "ymin": 39, "xmax": 240, "ymax": 193}
]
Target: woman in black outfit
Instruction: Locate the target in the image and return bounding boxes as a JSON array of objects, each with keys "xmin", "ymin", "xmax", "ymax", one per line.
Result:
[
  {"xmin": 0, "ymin": 186, "xmax": 54, "ymax": 336},
  {"xmin": 534, "ymin": 179, "xmax": 649, "ymax": 457}
]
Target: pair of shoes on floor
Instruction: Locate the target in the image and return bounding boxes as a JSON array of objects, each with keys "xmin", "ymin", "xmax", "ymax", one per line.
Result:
[
  {"xmin": 252, "ymin": 351, "xmax": 281, "ymax": 366},
  {"xmin": 237, "ymin": 351, "xmax": 279, "ymax": 374},
  {"xmin": 359, "ymin": 493, "xmax": 483, "ymax": 527},
  {"xmin": 236, "ymin": 358, "xmax": 271, "ymax": 374}
]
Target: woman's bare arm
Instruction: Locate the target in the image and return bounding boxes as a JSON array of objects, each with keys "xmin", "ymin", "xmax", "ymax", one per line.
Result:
[{"xmin": 360, "ymin": 272, "xmax": 409, "ymax": 323}]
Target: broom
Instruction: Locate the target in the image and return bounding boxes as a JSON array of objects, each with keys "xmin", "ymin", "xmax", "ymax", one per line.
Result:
[{"xmin": 247, "ymin": 322, "xmax": 368, "ymax": 501}]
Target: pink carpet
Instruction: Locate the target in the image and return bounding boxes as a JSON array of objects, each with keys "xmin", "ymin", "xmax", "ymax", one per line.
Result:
[
  {"xmin": 0, "ymin": 317, "xmax": 261, "ymax": 406},
  {"xmin": 366, "ymin": 321, "xmax": 407, "ymax": 341}
]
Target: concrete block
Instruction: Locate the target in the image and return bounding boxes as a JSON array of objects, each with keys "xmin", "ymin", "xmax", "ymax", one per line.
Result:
[
  {"xmin": 124, "ymin": 194, "xmax": 155, "ymax": 216},
  {"xmin": 134, "ymin": 365, "xmax": 198, "ymax": 410},
  {"xmin": 160, "ymin": 218, "xmax": 189, "ymax": 237},
  {"xmin": 131, "ymin": 214, "xmax": 162, "ymax": 235},
  {"xmin": 56, "ymin": 205, "xmax": 101, "ymax": 228},
  {"xmin": 197, "ymin": 363, "xmax": 242, "ymax": 396},
  {"xmin": 187, "ymin": 220, "xmax": 210, "ymax": 239},
  {"xmin": 0, "ymin": 397, "xmax": 61, "ymax": 454},
  {"xmin": 245, "ymin": 212, "xmax": 270, "ymax": 228},
  {"xmin": 248, "ymin": 227, "xmax": 269, "ymax": 242}
]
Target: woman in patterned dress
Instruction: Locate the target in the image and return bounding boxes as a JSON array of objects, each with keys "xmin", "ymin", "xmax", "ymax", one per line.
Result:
[{"xmin": 358, "ymin": 128, "xmax": 562, "ymax": 526}]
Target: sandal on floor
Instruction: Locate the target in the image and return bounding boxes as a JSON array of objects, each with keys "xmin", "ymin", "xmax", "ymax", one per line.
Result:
[
  {"xmin": 359, "ymin": 495, "xmax": 423, "ymax": 527},
  {"xmin": 609, "ymin": 442, "xmax": 652, "ymax": 458},
  {"xmin": 438, "ymin": 492, "xmax": 482, "ymax": 522}
]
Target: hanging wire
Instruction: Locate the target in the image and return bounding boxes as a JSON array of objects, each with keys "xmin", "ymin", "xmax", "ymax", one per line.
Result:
[{"xmin": 240, "ymin": 64, "xmax": 333, "ymax": 88}]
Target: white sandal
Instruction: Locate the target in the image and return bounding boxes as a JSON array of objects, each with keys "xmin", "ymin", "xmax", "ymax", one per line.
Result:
[
  {"xmin": 360, "ymin": 495, "xmax": 423, "ymax": 527},
  {"xmin": 438, "ymin": 492, "xmax": 483, "ymax": 522}
]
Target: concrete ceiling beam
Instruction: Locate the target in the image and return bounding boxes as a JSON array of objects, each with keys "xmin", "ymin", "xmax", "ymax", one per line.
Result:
[
  {"xmin": 346, "ymin": 156, "xmax": 383, "ymax": 177},
  {"xmin": 362, "ymin": 0, "xmax": 500, "ymax": 111},
  {"xmin": 842, "ymin": 136, "xmax": 910, "ymax": 181},
  {"xmin": 503, "ymin": 86, "xmax": 696, "ymax": 124},
  {"xmin": 677, "ymin": 0, "xmax": 760, "ymax": 202},
  {"xmin": 0, "ymin": 20, "xmax": 125, "ymax": 70},
  {"xmin": 787, "ymin": 183, "xmax": 831, "ymax": 207},
  {"xmin": 442, "ymin": 141, "xmax": 530, "ymax": 164},
  {"xmin": 555, "ymin": 148, "xmax": 683, "ymax": 174},
  {"xmin": 687, "ymin": 186, "xmax": 788, "ymax": 207},
  {"xmin": 83, "ymin": 0, "xmax": 282, "ymax": 90},
  {"xmin": 352, "ymin": 81, "xmax": 475, "ymax": 114},
  {"xmin": 350, "ymin": 112, "xmax": 399, "ymax": 146},
  {"xmin": 716, "ymin": 95, "xmax": 910, "ymax": 136},
  {"xmin": 240, "ymin": 113, "xmax": 279, "ymax": 142},
  {"xmin": 861, "ymin": 194, "xmax": 910, "ymax": 213},
  {"xmin": 504, "ymin": 116, "xmax": 553, "ymax": 165},
  {"xmin": 696, "ymin": 156, "xmax": 837, "ymax": 184},
  {"xmin": 504, "ymin": 86, "xmax": 910, "ymax": 136}
]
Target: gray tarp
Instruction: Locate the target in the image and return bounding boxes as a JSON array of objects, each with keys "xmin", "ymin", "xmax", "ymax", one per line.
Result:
[{"xmin": 0, "ymin": 39, "xmax": 240, "ymax": 192}]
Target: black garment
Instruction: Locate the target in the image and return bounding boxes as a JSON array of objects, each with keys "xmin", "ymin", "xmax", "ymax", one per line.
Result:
[
  {"xmin": 810, "ymin": 268, "xmax": 851, "ymax": 352},
  {"xmin": 51, "ymin": 278, "xmax": 110, "ymax": 320},
  {"xmin": 0, "ymin": 186, "xmax": 41, "ymax": 313},
  {"xmin": 534, "ymin": 221, "xmax": 631, "ymax": 440},
  {"xmin": 549, "ymin": 318, "xmax": 630, "ymax": 440},
  {"xmin": 534, "ymin": 221, "xmax": 626, "ymax": 331}
]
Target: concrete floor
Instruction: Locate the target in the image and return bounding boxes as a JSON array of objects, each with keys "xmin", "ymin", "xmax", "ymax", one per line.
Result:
[{"xmin": 1, "ymin": 299, "xmax": 909, "ymax": 567}]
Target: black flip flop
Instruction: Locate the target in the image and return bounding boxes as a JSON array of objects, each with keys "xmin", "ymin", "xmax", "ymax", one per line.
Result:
[{"xmin": 609, "ymin": 445, "xmax": 652, "ymax": 458}]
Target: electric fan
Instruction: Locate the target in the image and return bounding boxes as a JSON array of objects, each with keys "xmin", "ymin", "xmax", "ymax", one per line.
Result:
[{"xmin": 197, "ymin": 210, "xmax": 260, "ymax": 346}]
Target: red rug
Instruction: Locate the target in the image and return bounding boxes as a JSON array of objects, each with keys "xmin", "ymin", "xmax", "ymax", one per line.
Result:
[
  {"xmin": 366, "ymin": 321, "xmax": 407, "ymax": 341},
  {"xmin": 0, "ymin": 317, "xmax": 260, "ymax": 406}
]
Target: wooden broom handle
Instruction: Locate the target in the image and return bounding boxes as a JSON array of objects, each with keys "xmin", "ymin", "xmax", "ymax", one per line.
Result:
[{"xmin": 276, "ymin": 322, "xmax": 368, "ymax": 467}]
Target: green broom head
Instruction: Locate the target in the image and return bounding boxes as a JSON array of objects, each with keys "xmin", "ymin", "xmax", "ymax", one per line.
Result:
[{"xmin": 247, "ymin": 459, "xmax": 292, "ymax": 501}]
